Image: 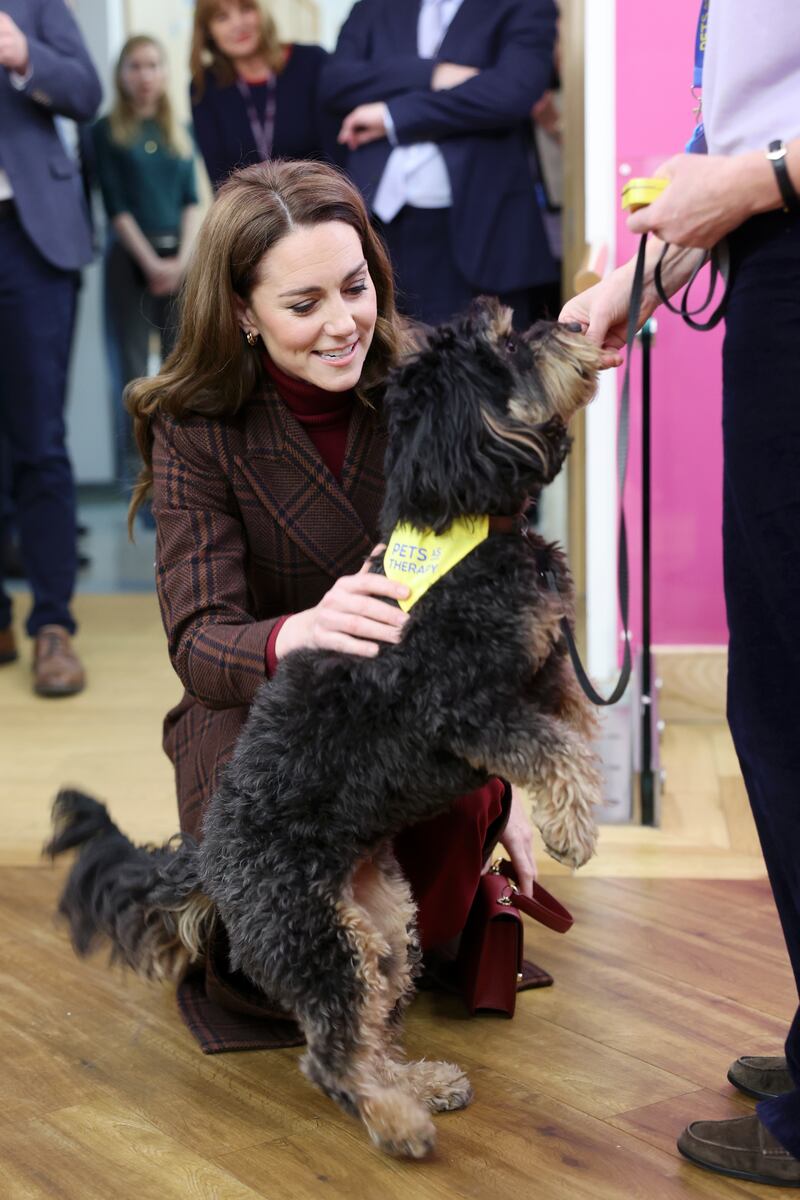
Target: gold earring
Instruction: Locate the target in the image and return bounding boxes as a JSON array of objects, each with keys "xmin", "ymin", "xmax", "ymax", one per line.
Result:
[{"xmin": 245, "ymin": 330, "xmax": 258, "ymax": 346}]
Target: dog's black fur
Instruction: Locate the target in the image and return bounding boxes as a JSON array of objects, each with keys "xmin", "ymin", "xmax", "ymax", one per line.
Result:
[{"xmin": 47, "ymin": 297, "xmax": 605, "ymax": 1157}]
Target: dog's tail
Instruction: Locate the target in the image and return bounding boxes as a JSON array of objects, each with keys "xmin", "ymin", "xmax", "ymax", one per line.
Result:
[{"xmin": 45, "ymin": 788, "xmax": 215, "ymax": 983}]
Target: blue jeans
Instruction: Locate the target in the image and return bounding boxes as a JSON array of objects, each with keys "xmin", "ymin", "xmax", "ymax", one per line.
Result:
[{"xmin": 722, "ymin": 210, "xmax": 800, "ymax": 1156}]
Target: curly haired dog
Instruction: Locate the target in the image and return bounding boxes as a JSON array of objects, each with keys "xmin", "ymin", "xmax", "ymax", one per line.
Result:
[{"xmin": 47, "ymin": 297, "xmax": 605, "ymax": 1158}]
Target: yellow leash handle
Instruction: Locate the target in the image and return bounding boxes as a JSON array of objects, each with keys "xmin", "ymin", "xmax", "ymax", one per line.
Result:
[
  {"xmin": 620, "ymin": 177, "xmax": 668, "ymax": 212},
  {"xmin": 620, "ymin": 176, "xmax": 731, "ymax": 330}
]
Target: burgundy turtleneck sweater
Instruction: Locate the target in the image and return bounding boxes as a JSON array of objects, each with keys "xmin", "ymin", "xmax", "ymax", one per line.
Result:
[
  {"xmin": 262, "ymin": 355, "xmax": 355, "ymax": 675},
  {"xmin": 263, "ymin": 354, "xmax": 354, "ymax": 480}
]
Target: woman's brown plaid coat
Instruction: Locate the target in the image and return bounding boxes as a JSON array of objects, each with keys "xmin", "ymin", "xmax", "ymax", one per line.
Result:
[
  {"xmin": 152, "ymin": 389, "xmax": 387, "ymax": 838},
  {"xmin": 152, "ymin": 385, "xmax": 508, "ymax": 958}
]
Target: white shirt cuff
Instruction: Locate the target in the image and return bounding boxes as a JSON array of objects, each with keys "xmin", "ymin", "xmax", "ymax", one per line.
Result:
[
  {"xmin": 10, "ymin": 64, "xmax": 33, "ymax": 89},
  {"xmin": 382, "ymin": 104, "xmax": 398, "ymax": 147}
]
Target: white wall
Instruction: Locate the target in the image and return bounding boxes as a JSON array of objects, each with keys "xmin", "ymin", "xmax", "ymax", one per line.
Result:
[
  {"xmin": 66, "ymin": 0, "xmax": 124, "ymax": 484},
  {"xmin": 583, "ymin": 0, "xmax": 619, "ymax": 683},
  {"xmin": 317, "ymin": 0, "xmax": 354, "ymax": 49}
]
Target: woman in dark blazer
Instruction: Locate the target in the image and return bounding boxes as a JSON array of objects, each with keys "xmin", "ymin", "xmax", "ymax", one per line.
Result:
[
  {"xmin": 189, "ymin": 0, "xmax": 335, "ymax": 189},
  {"xmin": 127, "ymin": 160, "xmax": 536, "ymax": 1038}
]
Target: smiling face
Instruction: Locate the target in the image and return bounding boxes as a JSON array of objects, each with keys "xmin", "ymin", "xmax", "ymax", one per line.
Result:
[
  {"xmin": 237, "ymin": 221, "xmax": 378, "ymax": 392},
  {"xmin": 207, "ymin": 0, "xmax": 264, "ymax": 65}
]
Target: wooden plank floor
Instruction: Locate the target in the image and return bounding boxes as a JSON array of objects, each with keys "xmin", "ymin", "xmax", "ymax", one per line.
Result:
[
  {"xmin": 0, "ymin": 869, "xmax": 795, "ymax": 1199},
  {"xmin": 2, "ymin": 594, "xmax": 797, "ymax": 1197}
]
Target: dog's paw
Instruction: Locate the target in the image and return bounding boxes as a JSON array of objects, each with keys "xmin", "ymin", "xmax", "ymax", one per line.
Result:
[
  {"xmin": 543, "ymin": 840, "xmax": 586, "ymax": 869},
  {"xmin": 399, "ymin": 1059, "xmax": 473, "ymax": 1112},
  {"xmin": 361, "ymin": 1087, "xmax": 437, "ymax": 1159},
  {"xmin": 541, "ymin": 827, "xmax": 597, "ymax": 870},
  {"xmin": 534, "ymin": 769, "xmax": 599, "ymax": 869},
  {"xmin": 534, "ymin": 816, "xmax": 597, "ymax": 873}
]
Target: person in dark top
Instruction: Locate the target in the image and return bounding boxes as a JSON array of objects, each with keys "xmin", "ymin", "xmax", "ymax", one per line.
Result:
[
  {"xmin": 91, "ymin": 35, "xmax": 200, "ymax": 486},
  {"xmin": 319, "ymin": 0, "xmax": 559, "ymax": 328},
  {"xmin": 189, "ymin": 0, "xmax": 335, "ymax": 190}
]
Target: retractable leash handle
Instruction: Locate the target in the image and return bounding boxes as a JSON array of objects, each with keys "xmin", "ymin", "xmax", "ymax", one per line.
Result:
[
  {"xmin": 624, "ymin": 175, "xmax": 731, "ymax": 330},
  {"xmin": 621, "ymin": 176, "xmax": 669, "ymax": 212}
]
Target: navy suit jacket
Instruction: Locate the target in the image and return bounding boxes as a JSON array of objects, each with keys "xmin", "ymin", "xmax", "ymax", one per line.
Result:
[
  {"xmin": 0, "ymin": 0, "xmax": 101, "ymax": 271},
  {"xmin": 320, "ymin": 0, "xmax": 558, "ymax": 293},
  {"xmin": 191, "ymin": 44, "xmax": 340, "ymax": 190}
]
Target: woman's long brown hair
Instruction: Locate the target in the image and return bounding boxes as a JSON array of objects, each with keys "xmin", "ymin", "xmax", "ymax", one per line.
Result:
[
  {"xmin": 189, "ymin": 0, "xmax": 285, "ymax": 98},
  {"xmin": 126, "ymin": 159, "xmax": 405, "ymax": 531}
]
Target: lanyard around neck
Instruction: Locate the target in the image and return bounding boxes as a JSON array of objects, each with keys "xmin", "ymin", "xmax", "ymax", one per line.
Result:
[
  {"xmin": 686, "ymin": 0, "xmax": 710, "ymax": 154},
  {"xmin": 236, "ymin": 76, "xmax": 277, "ymax": 162},
  {"xmin": 693, "ymin": 0, "xmax": 710, "ymax": 88}
]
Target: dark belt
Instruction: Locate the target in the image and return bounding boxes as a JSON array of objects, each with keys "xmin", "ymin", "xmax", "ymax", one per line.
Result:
[
  {"xmin": 0, "ymin": 198, "xmax": 16, "ymax": 219},
  {"xmin": 148, "ymin": 233, "xmax": 180, "ymax": 254}
]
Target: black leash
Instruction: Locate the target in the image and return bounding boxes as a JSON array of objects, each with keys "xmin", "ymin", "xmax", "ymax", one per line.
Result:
[
  {"xmin": 543, "ymin": 235, "xmax": 650, "ymax": 706},
  {"xmin": 493, "ymin": 230, "xmax": 728, "ymax": 708},
  {"xmin": 548, "ymin": 231, "xmax": 730, "ymax": 706},
  {"xmin": 654, "ymin": 238, "xmax": 731, "ymax": 330}
]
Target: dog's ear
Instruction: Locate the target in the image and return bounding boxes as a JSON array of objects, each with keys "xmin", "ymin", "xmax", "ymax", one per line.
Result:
[
  {"xmin": 384, "ymin": 335, "xmax": 554, "ymax": 534},
  {"xmin": 381, "ymin": 325, "xmax": 509, "ymax": 533},
  {"xmin": 382, "ymin": 319, "xmax": 574, "ymax": 533},
  {"xmin": 478, "ymin": 408, "xmax": 572, "ymax": 489}
]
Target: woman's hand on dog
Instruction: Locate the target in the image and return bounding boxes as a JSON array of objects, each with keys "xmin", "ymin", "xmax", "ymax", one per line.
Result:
[
  {"xmin": 559, "ymin": 235, "xmax": 704, "ymax": 366},
  {"xmin": 559, "ymin": 260, "xmax": 657, "ymax": 368},
  {"xmin": 275, "ymin": 549, "xmax": 410, "ymax": 659},
  {"xmin": 495, "ymin": 786, "xmax": 538, "ymax": 896}
]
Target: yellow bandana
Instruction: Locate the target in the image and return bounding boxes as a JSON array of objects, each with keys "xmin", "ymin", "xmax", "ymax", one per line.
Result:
[{"xmin": 384, "ymin": 516, "xmax": 489, "ymax": 612}]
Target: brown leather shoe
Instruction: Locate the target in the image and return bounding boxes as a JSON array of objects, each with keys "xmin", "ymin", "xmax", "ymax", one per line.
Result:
[
  {"xmin": 728, "ymin": 1055, "xmax": 794, "ymax": 1101},
  {"xmin": 0, "ymin": 625, "xmax": 17, "ymax": 664},
  {"xmin": 33, "ymin": 625, "xmax": 85, "ymax": 696},
  {"xmin": 678, "ymin": 1114, "xmax": 800, "ymax": 1186}
]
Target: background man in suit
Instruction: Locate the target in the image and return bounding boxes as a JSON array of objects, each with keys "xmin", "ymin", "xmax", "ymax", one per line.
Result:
[
  {"xmin": 320, "ymin": 0, "xmax": 559, "ymax": 328},
  {"xmin": 0, "ymin": 0, "xmax": 101, "ymax": 694}
]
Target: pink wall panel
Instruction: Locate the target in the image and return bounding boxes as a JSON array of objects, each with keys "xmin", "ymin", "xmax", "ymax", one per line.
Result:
[{"xmin": 615, "ymin": 0, "xmax": 728, "ymax": 645}]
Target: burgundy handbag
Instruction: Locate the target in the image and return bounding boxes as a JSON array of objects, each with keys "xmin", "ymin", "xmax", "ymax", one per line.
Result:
[{"xmin": 457, "ymin": 859, "xmax": 574, "ymax": 1017}]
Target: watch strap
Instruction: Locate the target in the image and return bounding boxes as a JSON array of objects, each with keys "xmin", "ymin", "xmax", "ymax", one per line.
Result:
[{"xmin": 767, "ymin": 140, "xmax": 800, "ymax": 214}]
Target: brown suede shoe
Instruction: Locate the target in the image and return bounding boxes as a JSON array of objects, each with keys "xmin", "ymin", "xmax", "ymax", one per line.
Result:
[
  {"xmin": 678, "ymin": 1114, "xmax": 800, "ymax": 1187},
  {"xmin": 0, "ymin": 625, "xmax": 17, "ymax": 664},
  {"xmin": 728, "ymin": 1055, "xmax": 794, "ymax": 1101},
  {"xmin": 33, "ymin": 625, "xmax": 85, "ymax": 697}
]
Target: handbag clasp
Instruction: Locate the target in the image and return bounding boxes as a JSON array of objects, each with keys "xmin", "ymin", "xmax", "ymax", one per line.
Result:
[{"xmin": 489, "ymin": 860, "xmax": 519, "ymax": 906}]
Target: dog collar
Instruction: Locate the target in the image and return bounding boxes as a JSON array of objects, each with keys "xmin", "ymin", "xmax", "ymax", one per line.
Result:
[{"xmin": 384, "ymin": 516, "xmax": 490, "ymax": 612}]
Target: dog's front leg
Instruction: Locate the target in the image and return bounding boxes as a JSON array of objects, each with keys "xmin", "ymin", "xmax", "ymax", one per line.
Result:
[
  {"xmin": 294, "ymin": 859, "xmax": 438, "ymax": 1158},
  {"xmin": 353, "ymin": 848, "xmax": 473, "ymax": 1116},
  {"xmin": 449, "ymin": 710, "xmax": 601, "ymax": 868}
]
